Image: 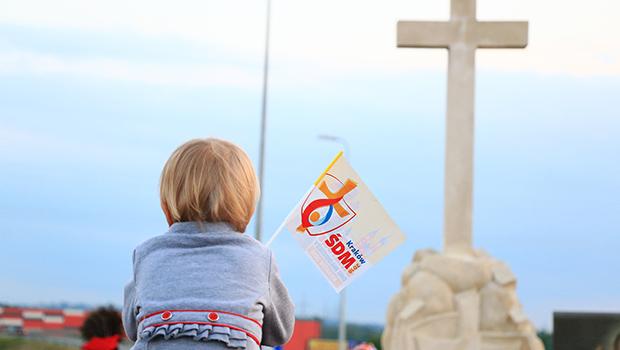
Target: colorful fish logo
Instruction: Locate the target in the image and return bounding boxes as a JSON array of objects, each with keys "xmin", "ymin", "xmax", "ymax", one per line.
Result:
[{"xmin": 297, "ymin": 174, "xmax": 357, "ymax": 235}]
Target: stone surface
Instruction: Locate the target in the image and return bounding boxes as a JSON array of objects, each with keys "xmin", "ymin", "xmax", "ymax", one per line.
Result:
[
  {"xmin": 526, "ymin": 334, "xmax": 546, "ymax": 350},
  {"xmin": 415, "ymin": 335, "xmax": 480, "ymax": 350},
  {"xmin": 454, "ymin": 289, "xmax": 480, "ymax": 336},
  {"xmin": 479, "ymin": 282, "xmax": 515, "ymax": 331},
  {"xmin": 401, "ymin": 262, "xmax": 420, "ymax": 286},
  {"xmin": 413, "ymin": 248, "xmax": 438, "ymax": 263},
  {"xmin": 399, "ymin": 299, "xmax": 425, "ymax": 321},
  {"xmin": 410, "ymin": 312, "xmax": 460, "ymax": 338},
  {"xmin": 418, "ymin": 254, "xmax": 492, "ymax": 292},
  {"xmin": 383, "ymin": 311, "xmax": 460, "ymax": 349},
  {"xmin": 383, "ymin": 250, "xmax": 543, "ymax": 350},
  {"xmin": 480, "ymin": 332, "xmax": 525, "ymax": 350},
  {"xmin": 403, "ymin": 271, "xmax": 454, "ymax": 316},
  {"xmin": 509, "ymin": 308, "xmax": 528, "ymax": 324},
  {"xmin": 491, "ymin": 261, "xmax": 517, "ymax": 286}
]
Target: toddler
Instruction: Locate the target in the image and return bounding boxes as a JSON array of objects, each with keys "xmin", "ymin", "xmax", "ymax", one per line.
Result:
[{"xmin": 122, "ymin": 138, "xmax": 295, "ymax": 350}]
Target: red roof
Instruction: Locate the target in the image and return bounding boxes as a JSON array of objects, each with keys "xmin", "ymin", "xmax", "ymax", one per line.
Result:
[{"xmin": 0, "ymin": 306, "xmax": 88, "ymax": 333}]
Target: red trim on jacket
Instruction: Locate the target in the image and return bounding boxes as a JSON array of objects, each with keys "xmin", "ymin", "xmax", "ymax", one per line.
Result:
[{"xmin": 141, "ymin": 310, "xmax": 262, "ymax": 327}]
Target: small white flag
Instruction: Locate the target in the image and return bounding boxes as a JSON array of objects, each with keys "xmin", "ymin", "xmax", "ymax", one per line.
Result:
[{"xmin": 269, "ymin": 152, "xmax": 406, "ymax": 292}]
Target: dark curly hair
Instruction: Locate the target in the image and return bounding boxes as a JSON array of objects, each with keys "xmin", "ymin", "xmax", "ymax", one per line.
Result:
[{"xmin": 80, "ymin": 306, "xmax": 123, "ymax": 340}]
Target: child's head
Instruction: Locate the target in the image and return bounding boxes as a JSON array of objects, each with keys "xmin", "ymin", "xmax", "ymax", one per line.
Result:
[
  {"xmin": 160, "ymin": 138, "xmax": 259, "ymax": 233},
  {"xmin": 80, "ymin": 306, "xmax": 123, "ymax": 350}
]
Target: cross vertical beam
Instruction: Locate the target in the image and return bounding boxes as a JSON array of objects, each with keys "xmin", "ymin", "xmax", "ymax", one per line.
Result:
[
  {"xmin": 397, "ymin": 0, "xmax": 528, "ymax": 254},
  {"xmin": 443, "ymin": 43, "xmax": 476, "ymax": 254}
]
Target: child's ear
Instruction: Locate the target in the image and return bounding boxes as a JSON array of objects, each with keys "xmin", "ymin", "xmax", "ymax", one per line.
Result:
[{"xmin": 161, "ymin": 201, "xmax": 174, "ymax": 226}]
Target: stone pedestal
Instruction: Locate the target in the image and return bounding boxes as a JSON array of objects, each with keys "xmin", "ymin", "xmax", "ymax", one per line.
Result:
[{"xmin": 382, "ymin": 249, "xmax": 544, "ymax": 350}]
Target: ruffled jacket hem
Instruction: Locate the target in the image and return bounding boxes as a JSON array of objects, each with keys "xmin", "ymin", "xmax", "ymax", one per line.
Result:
[{"xmin": 141, "ymin": 323, "xmax": 250, "ymax": 349}]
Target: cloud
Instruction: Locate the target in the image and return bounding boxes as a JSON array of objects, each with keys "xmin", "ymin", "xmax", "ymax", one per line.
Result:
[
  {"xmin": 0, "ymin": 49, "xmax": 261, "ymax": 87},
  {"xmin": 0, "ymin": 0, "xmax": 618, "ymax": 78},
  {"xmin": 0, "ymin": 124, "xmax": 160, "ymax": 166}
]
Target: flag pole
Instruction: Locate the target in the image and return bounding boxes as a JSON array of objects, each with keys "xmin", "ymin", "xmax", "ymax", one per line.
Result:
[
  {"xmin": 265, "ymin": 185, "xmax": 313, "ymax": 247},
  {"xmin": 265, "ymin": 202, "xmax": 297, "ymax": 248}
]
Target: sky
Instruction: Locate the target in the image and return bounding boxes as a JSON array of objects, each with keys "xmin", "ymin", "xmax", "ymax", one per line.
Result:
[{"xmin": 0, "ymin": 0, "xmax": 619, "ymax": 331}]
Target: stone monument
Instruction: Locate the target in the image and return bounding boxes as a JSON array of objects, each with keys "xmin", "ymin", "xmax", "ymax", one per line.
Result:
[{"xmin": 382, "ymin": 1, "xmax": 544, "ymax": 349}]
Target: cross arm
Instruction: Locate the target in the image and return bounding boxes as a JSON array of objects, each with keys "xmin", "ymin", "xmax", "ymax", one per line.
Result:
[
  {"xmin": 474, "ymin": 21, "xmax": 528, "ymax": 48},
  {"xmin": 397, "ymin": 21, "xmax": 454, "ymax": 48}
]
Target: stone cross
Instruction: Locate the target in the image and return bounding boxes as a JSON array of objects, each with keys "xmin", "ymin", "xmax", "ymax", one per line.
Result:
[{"xmin": 397, "ymin": 0, "xmax": 528, "ymax": 254}]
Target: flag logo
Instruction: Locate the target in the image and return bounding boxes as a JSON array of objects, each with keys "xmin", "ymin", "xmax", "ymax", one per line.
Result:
[{"xmin": 296, "ymin": 174, "xmax": 358, "ymax": 236}]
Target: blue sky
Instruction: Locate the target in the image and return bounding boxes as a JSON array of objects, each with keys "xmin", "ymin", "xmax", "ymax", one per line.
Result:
[{"xmin": 0, "ymin": 0, "xmax": 619, "ymax": 331}]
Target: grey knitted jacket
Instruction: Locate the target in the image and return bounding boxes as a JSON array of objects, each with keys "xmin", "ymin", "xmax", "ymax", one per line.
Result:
[{"xmin": 122, "ymin": 222, "xmax": 295, "ymax": 350}]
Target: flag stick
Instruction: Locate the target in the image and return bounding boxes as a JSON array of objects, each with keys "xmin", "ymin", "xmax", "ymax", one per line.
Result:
[
  {"xmin": 264, "ymin": 151, "xmax": 340, "ymax": 247},
  {"xmin": 265, "ymin": 185, "xmax": 313, "ymax": 247},
  {"xmin": 265, "ymin": 214, "xmax": 288, "ymax": 247}
]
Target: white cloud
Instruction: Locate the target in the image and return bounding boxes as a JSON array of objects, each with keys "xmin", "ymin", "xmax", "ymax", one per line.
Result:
[
  {"xmin": 0, "ymin": 124, "xmax": 159, "ymax": 166},
  {"xmin": 0, "ymin": 0, "xmax": 618, "ymax": 84},
  {"xmin": 0, "ymin": 49, "xmax": 261, "ymax": 87},
  {"xmin": 270, "ymin": 0, "xmax": 620, "ymax": 76},
  {"xmin": 0, "ymin": 0, "xmax": 266, "ymax": 53}
]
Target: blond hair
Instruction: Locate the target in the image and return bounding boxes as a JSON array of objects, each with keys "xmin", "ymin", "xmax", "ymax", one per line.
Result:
[{"xmin": 160, "ymin": 138, "xmax": 259, "ymax": 233}]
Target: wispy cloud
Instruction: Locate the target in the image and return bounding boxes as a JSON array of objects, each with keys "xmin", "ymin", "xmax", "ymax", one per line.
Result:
[
  {"xmin": 0, "ymin": 0, "xmax": 618, "ymax": 78},
  {"xmin": 0, "ymin": 49, "xmax": 261, "ymax": 87},
  {"xmin": 0, "ymin": 124, "xmax": 160, "ymax": 166}
]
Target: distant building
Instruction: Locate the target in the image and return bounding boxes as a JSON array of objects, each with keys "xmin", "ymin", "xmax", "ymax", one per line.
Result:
[
  {"xmin": 0, "ymin": 306, "xmax": 87, "ymax": 336},
  {"xmin": 284, "ymin": 319, "xmax": 322, "ymax": 350},
  {"xmin": 307, "ymin": 339, "xmax": 377, "ymax": 350},
  {"xmin": 308, "ymin": 339, "xmax": 339, "ymax": 350},
  {"xmin": 554, "ymin": 311, "xmax": 620, "ymax": 350},
  {"xmin": 1, "ymin": 307, "xmax": 353, "ymax": 350}
]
